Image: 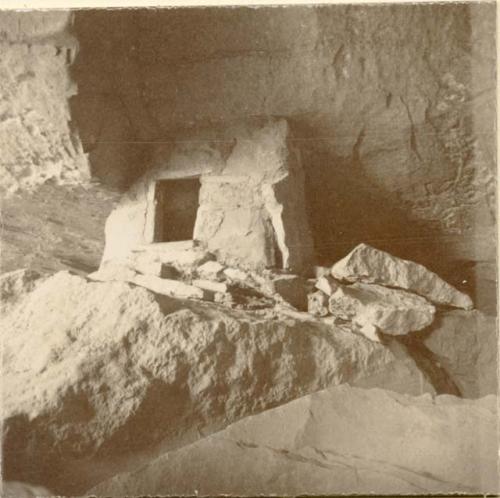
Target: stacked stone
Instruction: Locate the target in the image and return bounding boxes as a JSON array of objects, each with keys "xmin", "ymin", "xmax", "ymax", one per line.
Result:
[
  {"xmin": 308, "ymin": 243, "xmax": 473, "ymax": 342},
  {"xmin": 89, "ymin": 240, "xmax": 294, "ymax": 310}
]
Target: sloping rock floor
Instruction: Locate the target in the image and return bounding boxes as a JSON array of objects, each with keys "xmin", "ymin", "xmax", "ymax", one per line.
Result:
[{"xmin": 90, "ymin": 384, "xmax": 498, "ymax": 496}]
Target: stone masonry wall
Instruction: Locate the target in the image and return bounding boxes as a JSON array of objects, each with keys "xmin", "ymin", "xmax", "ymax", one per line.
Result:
[{"xmin": 102, "ymin": 119, "xmax": 314, "ymax": 273}]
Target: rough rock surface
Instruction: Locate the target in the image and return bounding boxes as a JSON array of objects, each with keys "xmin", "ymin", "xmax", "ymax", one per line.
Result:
[
  {"xmin": 0, "ymin": 12, "xmax": 90, "ymax": 194},
  {"xmin": 2, "ymin": 271, "xmax": 435, "ymax": 494},
  {"xmin": 420, "ymin": 310, "xmax": 497, "ymax": 399},
  {"xmin": 332, "ymin": 243, "xmax": 473, "ymax": 309},
  {"xmin": 90, "ymin": 385, "xmax": 499, "ymax": 496},
  {"xmin": 0, "ymin": 268, "xmax": 42, "ymax": 309},
  {"xmin": 329, "ymin": 282, "xmax": 436, "ymax": 336}
]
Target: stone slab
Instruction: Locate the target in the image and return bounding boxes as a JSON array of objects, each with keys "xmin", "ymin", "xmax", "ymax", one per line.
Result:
[{"xmin": 331, "ymin": 243, "xmax": 473, "ymax": 310}]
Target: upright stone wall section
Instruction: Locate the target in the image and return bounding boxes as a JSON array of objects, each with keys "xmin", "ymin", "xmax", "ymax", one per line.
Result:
[
  {"xmin": 101, "ymin": 119, "xmax": 314, "ymax": 274},
  {"xmin": 0, "ymin": 11, "xmax": 89, "ymax": 194}
]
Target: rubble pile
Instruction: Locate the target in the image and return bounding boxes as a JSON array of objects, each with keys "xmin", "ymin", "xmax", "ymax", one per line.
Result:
[
  {"xmin": 90, "ymin": 240, "xmax": 302, "ymax": 311},
  {"xmin": 1, "ymin": 242, "xmax": 494, "ymax": 495},
  {"xmin": 307, "ymin": 243, "xmax": 474, "ymax": 342},
  {"xmin": 91, "ymin": 241, "xmax": 474, "ymax": 345}
]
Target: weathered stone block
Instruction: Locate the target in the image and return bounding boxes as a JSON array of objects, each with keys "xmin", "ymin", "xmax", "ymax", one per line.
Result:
[
  {"xmin": 133, "ymin": 243, "xmax": 213, "ymax": 270},
  {"xmin": 315, "ymin": 275, "xmax": 339, "ymax": 296},
  {"xmin": 331, "ymin": 243, "xmax": 473, "ymax": 310},
  {"xmin": 328, "ymin": 282, "xmax": 436, "ymax": 336},
  {"xmin": 132, "ymin": 274, "xmax": 206, "ymax": 300},
  {"xmin": 192, "ymin": 279, "xmax": 228, "ymax": 294}
]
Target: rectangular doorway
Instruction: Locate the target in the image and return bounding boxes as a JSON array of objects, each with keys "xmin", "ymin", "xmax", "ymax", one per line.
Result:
[{"xmin": 153, "ymin": 178, "xmax": 201, "ymax": 242}]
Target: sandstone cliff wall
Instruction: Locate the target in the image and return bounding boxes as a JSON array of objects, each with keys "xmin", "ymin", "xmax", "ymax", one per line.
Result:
[
  {"xmin": 0, "ymin": 6, "xmax": 496, "ymax": 293},
  {"xmin": 0, "ymin": 11, "xmax": 89, "ymax": 193},
  {"xmin": 72, "ymin": 3, "xmax": 496, "ymax": 271},
  {"xmin": 0, "ymin": 12, "xmax": 116, "ymax": 275}
]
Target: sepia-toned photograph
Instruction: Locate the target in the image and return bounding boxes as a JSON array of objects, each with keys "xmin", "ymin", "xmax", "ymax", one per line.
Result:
[{"xmin": 0, "ymin": 1, "xmax": 497, "ymax": 496}]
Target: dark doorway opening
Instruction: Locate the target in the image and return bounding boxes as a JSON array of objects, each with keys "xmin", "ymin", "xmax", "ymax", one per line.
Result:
[{"xmin": 153, "ymin": 178, "xmax": 201, "ymax": 242}]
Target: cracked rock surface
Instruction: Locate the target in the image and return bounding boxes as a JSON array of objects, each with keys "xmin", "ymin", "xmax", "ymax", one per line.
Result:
[{"xmin": 90, "ymin": 384, "xmax": 498, "ymax": 496}]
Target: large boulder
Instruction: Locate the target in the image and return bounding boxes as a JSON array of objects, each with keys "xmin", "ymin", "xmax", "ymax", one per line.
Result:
[
  {"xmin": 90, "ymin": 385, "xmax": 499, "ymax": 496},
  {"xmin": 331, "ymin": 243, "xmax": 473, "ymax": 310},
  {"xmin": 2, "ymin": 271, "xmax": 434, "ymax": 494}
]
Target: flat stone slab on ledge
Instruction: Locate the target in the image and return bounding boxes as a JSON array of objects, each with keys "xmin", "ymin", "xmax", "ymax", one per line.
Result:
[{"xmin": 133, "ymin": 274, "xmax": 207, "ymax": 300}]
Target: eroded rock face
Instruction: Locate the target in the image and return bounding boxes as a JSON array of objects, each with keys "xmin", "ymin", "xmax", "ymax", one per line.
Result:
[
  {"xmin": 332, "ymin": 243, "xmax": 473, "ymax": 309},
  {"xmin": 2, "ymin": 271, "xmax": 434, "ymax": 494},
  {"xmin": 90, "ymin": 385, "xmax": 499, "ymax": 496},
  {"xmin": 0, "ymin": 11, "xmax": 90, "ymax": 195},
  {"xmin": 72, "ymin": 4, "xmax": 495, "ymax": 273}
]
